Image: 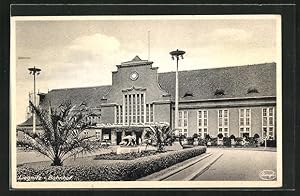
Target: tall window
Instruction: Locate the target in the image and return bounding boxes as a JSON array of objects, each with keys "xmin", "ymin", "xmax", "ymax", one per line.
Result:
[
  {"xmin": 115, "ymin": 105, "xmax": 123, "ymax": 124},
  {"xmin": 197, "ymin": 110, "xmax": 208, "ymax": 138},
  {"xmin": 137, "ymin": 94, "xmax": 140, "ymax": 123},
  {"xmin": 95, "ymin": 130, "xmax": 101, "ymax": 139},
  {"xmin": 239, "ymin": 108, "xmax": 251, "ymax": 137},
  {"xmin": 122, "ymin": 93, "xmax": 153, "ymax": 124},
  {"xmin": 141, "ymin": 94, "xmax": 144, "ymax": 123},
  {"xmin": 178, "ymin": 111, "xmax": 188, "ymax": 136},
  {"xmin": 262, "ymin": 107, "xmax": 275, "ymax": 139},
  {"xmin": 146, "ymin": 103, "xmax": 154, "ymax": 123},
  {"xmin": 125, "ymin": 95, "xmax": 128, "ymax": 123},
  {"xmin": 218, "ymin": 109, "xmax": 229, "ymax": 137}
]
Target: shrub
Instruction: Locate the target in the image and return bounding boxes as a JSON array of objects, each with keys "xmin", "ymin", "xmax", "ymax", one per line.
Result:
[
  {"xmin": 210, "ymin": 137, "xmax": 218, "ymax": 146},
  {"xmin": 186, "ymin": 137, "xmax": 194, "ymax": 145},
  {"xmin": 17, "ymin": 140, "xmax": 27, "ymax": 147},
  {"xmin": 260, "ymin": 139, "xmax": 276, "ymax": 147},
  {"xmin": 205, "ymin": 134, "xmax": 211, "ymax": 140},
  {"xmin": 253, "ymin": 134, "xmax": 260, "ymax": 139},
  {"xmin": 235, "ymin": 137, "xmax": 243, "ymax": 147},
  {"xmin": 229, "ymin": 134, "xmax": 236, "ymax": 140},
  {"xmin": 94, "ymin": 151, "xmax": 160, "ymax": 160},
  {"xmin": 223, "ymin": 137, "xmax": 231, "ymax": 147},
  {"xmin": 198, "ymin": 138, "xmax": 207, "ymax": 146},
  {"xmin": 17, "ymin": 146, "xmax": 206, "ymax": 181},
  {"xmin": 192, "ymin": 133, "xmax": 199, "ymax": 139},
  {"xmin": 247, "ymin": 137, "xmax": 257, "ymax": 147}
]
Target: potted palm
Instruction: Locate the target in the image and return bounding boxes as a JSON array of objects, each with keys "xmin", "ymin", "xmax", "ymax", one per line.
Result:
[
  {"xmin": 193, "ymin": 133, "xmax": 199, "ymax": 145},
  {"xmin": 230, "ymin": 134, "xmax": 236, "ymax": 147},
  {"xmin": 217, "ymin": 133, "xmax": 223, "ymax": 146},
  {"xmin": 253, "ymin": 133, "xmax": 260, "ymax": 147}
]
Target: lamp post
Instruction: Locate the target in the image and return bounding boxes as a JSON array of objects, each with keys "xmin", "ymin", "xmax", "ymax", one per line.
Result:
[
  {"xmin": 170, "ymin": 49, "xmax": 185, "ymax": 136},
  {"xmin": 28, "ymin": 66, "xmax": 41, "ymax": 133}
]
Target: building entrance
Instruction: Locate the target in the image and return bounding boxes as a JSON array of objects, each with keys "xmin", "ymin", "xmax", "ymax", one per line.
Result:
[
  {"xmin": 116, "ymin": 132, "xmax": 122, "ymax": 144},
  {"xmin": 135, "ymin": 131, "xmax": 143, "ymax": 145}
]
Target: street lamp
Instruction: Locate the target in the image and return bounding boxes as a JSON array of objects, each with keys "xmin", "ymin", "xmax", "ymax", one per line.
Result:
[
  {"xmin": 169, "ymin": 49, "xmax": 185, "ymax": 136},
  {"xmin": 28, "ymin": 66, "xmax": 41, "ymax": 133}
]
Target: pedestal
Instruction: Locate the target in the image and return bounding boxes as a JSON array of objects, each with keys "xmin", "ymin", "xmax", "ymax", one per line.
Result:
[
  {"xmin": 116, "ymin": 146, "xmax": 141, "ymax": 154},
  {"xmin": 111, "ymin": 130, "xmax": 117, "ymax": 145}
]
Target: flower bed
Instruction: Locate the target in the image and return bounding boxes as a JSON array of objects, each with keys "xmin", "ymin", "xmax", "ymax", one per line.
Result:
[
  {"xmin": 94, "ymin": 150, "xmax": 161, "ymax": 160},
  {"xmin": 17, "ymin": 146, "xmax": 206, "ymax": 181}
]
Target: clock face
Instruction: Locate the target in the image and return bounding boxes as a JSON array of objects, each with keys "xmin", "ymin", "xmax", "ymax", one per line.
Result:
[{"xmin": 130, "ymin": 71, "xmax": 139, "ymax": 81}]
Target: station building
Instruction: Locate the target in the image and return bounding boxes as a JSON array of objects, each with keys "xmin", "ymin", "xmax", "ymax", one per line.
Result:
[{"xmin": 18, "ymin": 56, "xmax": 276, "ymax": 145}]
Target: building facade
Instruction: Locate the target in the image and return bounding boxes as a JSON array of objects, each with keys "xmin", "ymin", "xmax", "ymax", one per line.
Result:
[{"xmin": 18, "ymin": 56, "xmax": 276, "ymax": 145}]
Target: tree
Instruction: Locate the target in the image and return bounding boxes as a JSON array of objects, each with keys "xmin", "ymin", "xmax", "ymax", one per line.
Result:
[
  {"xmin": 17, "ymin": 100, "xmax": 97, "ymax": 166},
  {"xmin": 142, "ymin": 122, "xmax": 174, "ymax": 152}
]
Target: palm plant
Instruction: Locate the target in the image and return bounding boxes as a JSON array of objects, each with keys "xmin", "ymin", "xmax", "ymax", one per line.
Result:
[
  {"xmin": 142, "ymin": 122, "xmax": 174, "ymax": 152},
  {"xmin": 17, "ymin": 100, "xmax": 97, "ymax": 166}
]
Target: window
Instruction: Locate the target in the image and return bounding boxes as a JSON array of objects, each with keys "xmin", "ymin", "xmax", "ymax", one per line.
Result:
[
  {"xmin": 150, "ymin": 104, "xmax": 154, "ymax": 122},
  {"xmin": 197, "ymin": 110, "xmax": 208, "ymax": 138},
  {"xmin": 96, "ymin": 130, "xmax": 101, "ymax": 139},
  {"xmin": 178, "ymin": 111, "xmax": 188, "ymax": 136},
  {"xmin": 141, "ymin": 94, "xmax": 144, "ymax": 123},
  {"xmin": 123, "ymin": 93, "xmax": 151, "ymax": 124},
  {"xmin": 262, "ymin": 107, "xmax": 275, "ymax": 139},
  {"xmin": 218, "ymin": 109, "xmax": 229, "ymax": 137},
  {"xmin": 146, "ymin": 103, "xmax": 154, "ymax": 123},
  {"xmin": 239, "ymin": 108, "xmax": 251, "ymax": 137},
  {"xmin": 115, "ymin": 105, "xmax": 123, "ymax": 124},
  {"xmin": 132, "ymin": 94, "xmax": 136, "ymax": 123},
  {"xmin": 183, "ymin": 129, "xmax": 188, "ymax": 137},
  {"xmin": 137, "ymin": 94, "xmax": 140, "ymax": 123}
]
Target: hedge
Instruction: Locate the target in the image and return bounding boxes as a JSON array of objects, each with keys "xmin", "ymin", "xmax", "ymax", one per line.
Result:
[
  {"xmin": 94, "ymin": 150, "xmax": 160, "ymax": 160},
  {"xmin": 17, "ymin": 146, "xmax": 206, "ymax": 181}
]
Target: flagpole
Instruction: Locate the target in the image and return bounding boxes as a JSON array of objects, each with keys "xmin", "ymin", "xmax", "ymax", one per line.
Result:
[{"xmin": 148, "ymin": 30, "xmax": 150, "ymax": 60}]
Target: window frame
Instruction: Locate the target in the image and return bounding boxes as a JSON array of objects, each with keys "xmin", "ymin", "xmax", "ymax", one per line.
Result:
[
  {"xmin": 197, "ymin": 110, "xmax": 208, "ymax": 139},
  {"xmin": 239, "ymin": 108, "xmax": 251, "ymax": 137},
  {"xmin": 262, "ymin": 107, "xmax": 275, "ymax": 140},
  {"xmin": 178, "ymin": 110, "xmax": 188, "ymax": 137},
  {"xmin": 217, "ymin": 109, "xmax": 229, "ymax": 137}
]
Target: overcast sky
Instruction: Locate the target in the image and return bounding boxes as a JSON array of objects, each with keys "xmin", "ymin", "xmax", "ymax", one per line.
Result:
[{"xmin": 14, "ymin": 16, "xmax": 279, "ymax": 124}]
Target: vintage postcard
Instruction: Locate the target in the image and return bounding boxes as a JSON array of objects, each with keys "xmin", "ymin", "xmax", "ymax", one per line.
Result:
[{"xmin": 10, "ymin": 15, "xmax": 282, "ymax": 189}]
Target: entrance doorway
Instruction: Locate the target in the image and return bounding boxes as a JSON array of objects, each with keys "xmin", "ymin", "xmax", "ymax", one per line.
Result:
[
  {"xmin": 116, "ymin": 132, "xmax": 122, "ymax": 145},
  {"xmin": 136, "ymin": 131, "xmax": 142, "ymax": 145}
]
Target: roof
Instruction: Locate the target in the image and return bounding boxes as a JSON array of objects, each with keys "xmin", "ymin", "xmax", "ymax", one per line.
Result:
[
  {"xmin": 120, "ymin": 55, "xmax": 153, "ymax": 67},
  {"xmin": 39, "ymin": 63, "xmax": 276, "ymax": 108},
  {"xmin": 158, "ymin": 62, "xmax": 276, "ymax": 101},
  {"xmin": 18, "ymin": 116, "xmax": 41, "ymax": 127},
  {"xmin": 39, "ymin": 85, "xmax": 111, "ymax": 108}
]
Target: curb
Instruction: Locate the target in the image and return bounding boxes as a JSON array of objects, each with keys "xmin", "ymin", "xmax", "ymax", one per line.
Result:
[
  {"xmin": 183, "ymin": 152, "xmax": 223, "ymax": 181},
  {"xmin": 148, "ymin": 153, "xmax": 213, "ymax": 181}
]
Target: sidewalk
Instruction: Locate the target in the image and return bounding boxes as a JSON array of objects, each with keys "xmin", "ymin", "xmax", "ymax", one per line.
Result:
[
  {"xmin": 138, "ymin": 152, "xmax": 221, "ymax": 181},
  {"xmin": 207, "ymin": 146, "xmax": 277, "ymax": 152}
]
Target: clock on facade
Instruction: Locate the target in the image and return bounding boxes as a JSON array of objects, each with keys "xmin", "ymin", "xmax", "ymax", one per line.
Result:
[{"xmin": 130, "ymin": 71, "xmax": 139, "ymax": 81}]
